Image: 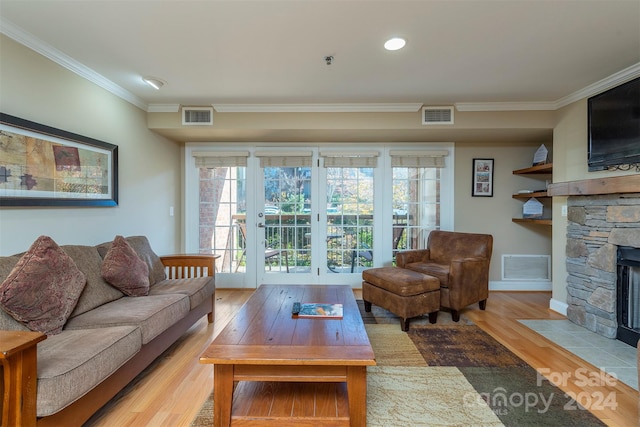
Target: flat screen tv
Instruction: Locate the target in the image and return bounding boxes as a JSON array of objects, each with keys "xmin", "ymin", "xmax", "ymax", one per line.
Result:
[{"xmin": 587, "ymin": 76, "xmax": 640, "ymax": 171}]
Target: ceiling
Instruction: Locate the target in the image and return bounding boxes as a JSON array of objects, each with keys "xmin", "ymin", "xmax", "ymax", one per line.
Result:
[{"xmin": 1, "ymin": 0, "xmax": 639, "ymax": 142}]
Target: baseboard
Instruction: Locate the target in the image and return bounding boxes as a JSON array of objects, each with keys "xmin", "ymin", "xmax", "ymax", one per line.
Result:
[
  {"xmin": 549, "ymin": 298, "xmax": 568, "ymax": 316},
  {"xmin": 489, "ymin": 280, "xmax": 552, "ymax": 291}
]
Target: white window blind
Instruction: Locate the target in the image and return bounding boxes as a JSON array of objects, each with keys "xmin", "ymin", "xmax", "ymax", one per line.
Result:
[
  {"xmin": 389, "ymin": 150, "xmax": 448, "ymax": 168},
  {"xmin": 193, "ymin": 151, "xmax": 249, "ymax": 168},
  {"xmin": 320, "ymin": 151, "xmax": 379, "ymax": 168},
  {"xmin": 255, "ymin": 151, "xmax": 313, "ymax": 167}
]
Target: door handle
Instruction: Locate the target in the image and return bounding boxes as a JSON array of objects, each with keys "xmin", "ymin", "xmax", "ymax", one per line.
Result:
[{"xmin": 257, "ymin": 223, "xmax": 265, "ymax": 228}]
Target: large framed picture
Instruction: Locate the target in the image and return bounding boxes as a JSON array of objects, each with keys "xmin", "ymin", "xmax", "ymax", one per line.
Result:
[
  {"xmin": 472, "ymin": 158, "xmax": 494, "ymax": 197},
  {"xmin": 0, "ymin": 113, "xmax": 118, "ymax": 207}
]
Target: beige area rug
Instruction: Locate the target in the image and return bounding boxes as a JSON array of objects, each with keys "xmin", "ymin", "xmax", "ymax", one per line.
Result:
[
  {"xmin": 364, "ymin": 323, "xmax": 426, "ymax": 366},
  {"xmin": 366, "ymin": 366, "xmax": 502, "ymax": 427},
  {"xmin": 190, "ymin": 364, "xmax": 502, "ymax": 427}
]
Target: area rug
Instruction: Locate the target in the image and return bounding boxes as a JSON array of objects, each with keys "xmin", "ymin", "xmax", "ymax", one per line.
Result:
[
  {"xmin": 190, "ymin": 303, "xmax": 605, "ymax": 426},
  {"xmin": 406, "ymin": 324, "xmax": 605, "ymax": 426}
]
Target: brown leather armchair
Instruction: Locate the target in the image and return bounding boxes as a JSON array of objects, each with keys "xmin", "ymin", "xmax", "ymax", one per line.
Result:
[{"xmin": 396, "ymin": 230, "xmax": 493, "ymax": 321}]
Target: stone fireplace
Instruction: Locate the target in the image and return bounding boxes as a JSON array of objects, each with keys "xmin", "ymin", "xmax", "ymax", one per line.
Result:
[{"xmin": 565, "ymin": 192, "xmax": 640, "ymax": 342}]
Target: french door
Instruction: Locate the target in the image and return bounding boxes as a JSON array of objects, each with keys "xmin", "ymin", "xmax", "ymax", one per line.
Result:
[{"xmin": 186, "ymin": 144, "xmax": 452, "ymax": 288}]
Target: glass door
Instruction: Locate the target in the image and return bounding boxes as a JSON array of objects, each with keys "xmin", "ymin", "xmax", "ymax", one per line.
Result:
[
  {"xmin": 256, "ymin": 150, "xmax": 316, "ymax": 284},
  {"xmin": 187, "ymin": 144, "xmax": 452, "ymax": 289},
  {"xmin": 320, "ymin": 151, "xmax": 378, "ymax": 279},
  {"xmin": 191, "ymin": 150, "xmax": 251, "ymax": 287}
]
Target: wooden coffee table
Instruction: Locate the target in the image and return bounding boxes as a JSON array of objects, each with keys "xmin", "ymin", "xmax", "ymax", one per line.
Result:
[{"xmin": 200, "ymin": 284, "xmax": 376, "ymax": 427}]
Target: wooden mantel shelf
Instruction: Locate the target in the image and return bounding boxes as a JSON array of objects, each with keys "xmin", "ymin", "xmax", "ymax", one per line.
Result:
[{"xmin": 547, "ymin": 174, "xmax": 640, "ymax": 196}]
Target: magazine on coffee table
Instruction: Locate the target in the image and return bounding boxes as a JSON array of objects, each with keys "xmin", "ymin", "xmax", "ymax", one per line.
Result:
[{"xmin": 295, "ymin": 303, "xmax": 343, "ymax": 319}]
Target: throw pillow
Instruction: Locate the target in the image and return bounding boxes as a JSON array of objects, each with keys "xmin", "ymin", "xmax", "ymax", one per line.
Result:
[
  {"xmin": 101, "ymin": 235, "xmax": 150, "ymax": 296},
  {"xmin": 0, "ymin": 236, "xmax": 86, "ymax": 335}
]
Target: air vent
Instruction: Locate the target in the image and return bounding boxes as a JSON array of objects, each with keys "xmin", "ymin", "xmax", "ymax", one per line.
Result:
[
  {"xmin": 502, "ymin": 255, "xmax": 550, "ymax": 281},
  {"xmin": 182, "ymin": 107, "xmax": 213, "ymax": 125},
  {"xmin": 422, "ymin": 106, "xmax": 454, "ymax": 125}
]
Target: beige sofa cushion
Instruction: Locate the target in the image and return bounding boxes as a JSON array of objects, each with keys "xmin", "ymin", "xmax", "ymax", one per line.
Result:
[
  {"xmin": 149, "ymin": 276, "xmax": 215, "ymax": 310},
  {"xmin": 63, "ymin": 245, "xmax": 124, "ymax": 318},
  {"xmin": 36, "ymin": 326, "xmax": 142, "ymax": 417},
  {"xmin": 64, "ymin": 294, "xmax": 190, "ymax": 344}
]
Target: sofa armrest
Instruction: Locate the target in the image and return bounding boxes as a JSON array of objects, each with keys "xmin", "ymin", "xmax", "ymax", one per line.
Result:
[
  {"xmin": 396, "ymin": 249, "xmax": 431, "ymax": 268},
  {"xmin": 160, "ymin": 254, "xmax": 219, "ymax": 279},
  {"xmin": 448, "ymin": 257, "xmax": 490, "ymax": 307},
  {"xmin": 1, "ymin": 331, "xmax": 46, "ymax": 427}
]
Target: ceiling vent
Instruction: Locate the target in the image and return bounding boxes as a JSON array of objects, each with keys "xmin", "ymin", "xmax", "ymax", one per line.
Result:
[
  {"xmin": 422, "ymin": 106, "xmax": 454, "ymax": 125},
  {"xmin": 182, "ymin": 107, "xmax": 213, "ymax": 125}
]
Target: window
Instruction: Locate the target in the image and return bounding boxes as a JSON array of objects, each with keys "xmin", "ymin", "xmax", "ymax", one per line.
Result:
[
  {"xmin": 193, "ymin": 151, "xmax": 248, "ymax": 273},
  {"xmin": 321, "ymin": 151, "xmax": 378, "ymax": 273},
  {"xmin": 391, "ymin": 150, "xmax": 447, "ymax": 259}
]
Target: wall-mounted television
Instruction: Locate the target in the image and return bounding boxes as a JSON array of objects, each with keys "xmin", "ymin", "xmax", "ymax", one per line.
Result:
[{"xmin": 587, "ymin": 76, "xmax": 640, "ymax": 171}]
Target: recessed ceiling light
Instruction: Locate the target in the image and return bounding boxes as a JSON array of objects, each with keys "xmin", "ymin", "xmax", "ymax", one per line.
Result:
[
  {"xmin": 142, "ymin": 76, "xmax": 166, "ymax": 90},
  {"xmin": 384, "ymin": 37, "xmax": 406, "ymax": 51}
]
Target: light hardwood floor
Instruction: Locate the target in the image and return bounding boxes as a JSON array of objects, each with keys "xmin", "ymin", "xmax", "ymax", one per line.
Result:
[{"xmin": 84, "ymin": 290, "xmax": 638, "ymax": 427}]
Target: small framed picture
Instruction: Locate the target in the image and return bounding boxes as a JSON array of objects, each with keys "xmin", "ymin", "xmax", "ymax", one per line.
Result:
[{"xmin": 472, "ymin": 158, "xmax": 494, "ymax": 197}]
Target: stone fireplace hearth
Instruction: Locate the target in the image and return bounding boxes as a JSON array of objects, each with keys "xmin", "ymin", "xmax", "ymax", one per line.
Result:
[{"xmin": 565, "ymin": 193, "xmax": 640, "ymax": 339}]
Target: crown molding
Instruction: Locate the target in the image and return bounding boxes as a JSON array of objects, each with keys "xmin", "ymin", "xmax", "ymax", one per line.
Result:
[
  {"xmin": 147, "ymin": 104, "xmax": 181, "ymax": 113},
  {"xmin": 1, "ymin": 17, "xmax": 148, "ymax": 111},
  {"xmin": 455, "ymin": 62, "xmax": 640, "ymax": 111},
  {"xmin": 455, "ymin": 102, "xmax": 557, "ymax": 112},
  {"xmin": 554, "ymin": 62, "xmax": 640, "ymax": 109},
  {"xmin": 211, "ymin": 103, "xmax": 423, "ymax": 113}
]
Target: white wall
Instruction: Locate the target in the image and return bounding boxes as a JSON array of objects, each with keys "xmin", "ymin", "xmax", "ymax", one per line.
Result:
[
  {"xmin": 0, "ymin": 35, "xmax": 182, "ymax": 256},
  {"xmin": 455, "ymin": 142, "xmax": 552, "ymax": 287}
]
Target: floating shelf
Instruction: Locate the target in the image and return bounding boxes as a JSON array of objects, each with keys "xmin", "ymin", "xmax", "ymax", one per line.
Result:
[
  {"xmin": 512, "ymin": 163, "xmax": 553, "ymax": 226},
  {"xmin": 512, "ymin": 191, "xmax": 549, "ymax": 199},
  {"xmin": 512, "ymin": 163, "xmax": 553, "ymax": 175},
  {"xmin": 512, "ymin": 218, "xmax": 552, "ymax": 226}
]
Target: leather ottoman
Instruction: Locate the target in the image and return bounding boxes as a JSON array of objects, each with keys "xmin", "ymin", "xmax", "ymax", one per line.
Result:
[{"xmin": 362, "ymin": 267, "xmax": 440, "ymax": 331}]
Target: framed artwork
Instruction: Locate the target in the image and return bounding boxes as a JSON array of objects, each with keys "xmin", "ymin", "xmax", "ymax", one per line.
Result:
[
  {"xmin": 472, "ymin": 158, "xmax": 494, "ymax": 197},
  {"xmin": 0, "ymin": 113, "xmax": 118, "ymax": 207}
]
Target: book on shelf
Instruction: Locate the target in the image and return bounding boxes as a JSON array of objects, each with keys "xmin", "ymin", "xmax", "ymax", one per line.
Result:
[{"xmin": 295, "ymin": 303, "xmax": 343, "ymax": 319}]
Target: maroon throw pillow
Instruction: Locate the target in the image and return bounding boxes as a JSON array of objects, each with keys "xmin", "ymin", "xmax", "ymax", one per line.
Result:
[
  {"xmin": 0, "ymin": 236, "xmax": 86, "ymax": 335},
  {"xmin": 101, "ymin": 235, "xmax": 150, "ymax": 296}
]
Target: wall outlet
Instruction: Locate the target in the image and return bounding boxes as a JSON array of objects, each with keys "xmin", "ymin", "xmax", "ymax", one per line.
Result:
[
  {"xmin": 169, "ymin": 206, "xmax": 174, "ymax": 217},
  {"xmin": 561, "ymin": 205, "xmax": 567, "ymax": 217}
]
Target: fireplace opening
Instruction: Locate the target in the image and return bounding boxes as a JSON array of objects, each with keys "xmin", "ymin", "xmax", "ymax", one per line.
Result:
[{"xmin": 617, "ymin": 246, "xmax": 640, "ymax": 347}]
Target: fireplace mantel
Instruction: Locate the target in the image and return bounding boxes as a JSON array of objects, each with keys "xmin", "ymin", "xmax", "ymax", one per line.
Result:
[{"xmin": 547, "ymin": 174, "xmax": 640, "ymax": 196}]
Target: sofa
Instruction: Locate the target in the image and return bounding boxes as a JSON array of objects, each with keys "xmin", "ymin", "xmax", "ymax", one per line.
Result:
[
  {"xmin": 396, "ymin": 230, "xmax": 493, "ymax": 321},
  {"xmin": 0, "ymin": 235, "xmax": 216, "ymax": 427}
]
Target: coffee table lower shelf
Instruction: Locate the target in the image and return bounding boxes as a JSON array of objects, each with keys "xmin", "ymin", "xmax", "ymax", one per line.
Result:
[{"xmin": 230, "ymin": 381, "xmax": 350, "ymax": 427}]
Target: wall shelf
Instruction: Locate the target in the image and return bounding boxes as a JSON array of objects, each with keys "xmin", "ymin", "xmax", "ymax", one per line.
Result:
[
  {"xmin": 512, "ymin": 163, "xmax": 553, "ymax": 175},
  {"xmin": 512, "ymin": 218, "xmax": 552, "ymax": 226},
  {"xmin": 512, "ymin": 191, "xmax": 548, "ymax": 200},
  {"xmin": 512, "ymin": 163, "xmax": 552, "ymax": 225}
]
